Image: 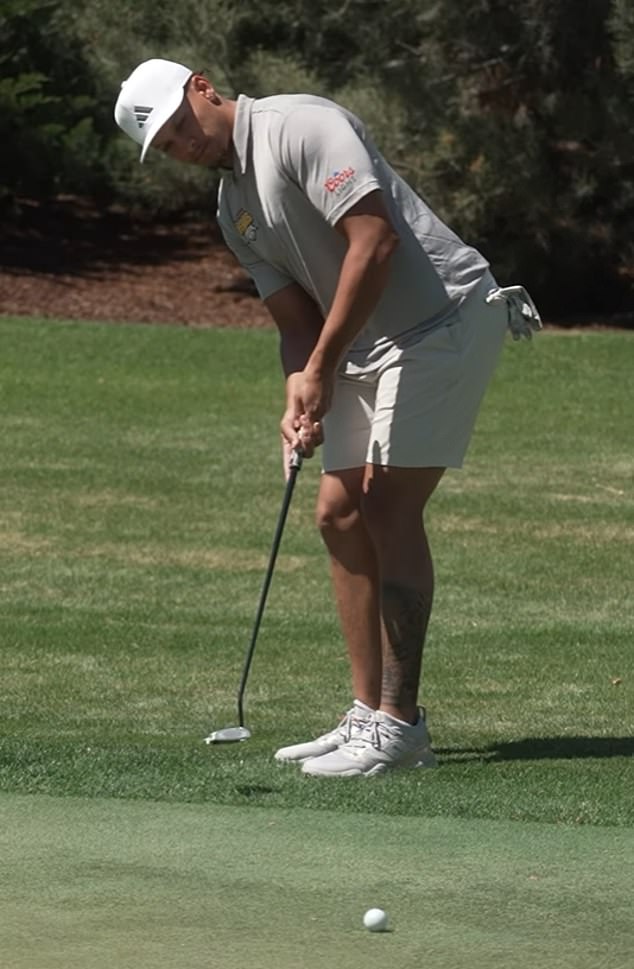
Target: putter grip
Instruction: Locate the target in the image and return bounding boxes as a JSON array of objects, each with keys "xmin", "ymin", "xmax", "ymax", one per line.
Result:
[{"xmin": 290, "ymin": 447, "xmax": 304, "ymax": 470}]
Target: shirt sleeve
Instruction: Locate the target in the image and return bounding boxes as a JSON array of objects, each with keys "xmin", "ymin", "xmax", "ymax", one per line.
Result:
[
  {"xmin": 217, "ymin": 187, "xmax": 294, "ymax": 301},
  {"xmin": 278, "ymin": 104, "xmax": 382, "ymax": 226}
]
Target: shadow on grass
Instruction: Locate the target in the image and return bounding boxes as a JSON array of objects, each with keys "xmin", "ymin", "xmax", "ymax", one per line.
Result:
[{"xmin": 439, "ymin": 736, "xmax": 634, "ymax": 763}]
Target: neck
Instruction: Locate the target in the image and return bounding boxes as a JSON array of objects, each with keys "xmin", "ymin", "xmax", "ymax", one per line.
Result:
[{"xmin": 220, "ymin": 99, "xmax": 237, "ymax": 169}]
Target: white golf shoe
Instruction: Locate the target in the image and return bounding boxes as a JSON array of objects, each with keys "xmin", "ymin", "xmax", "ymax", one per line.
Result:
[
  {"xmin": 274, "ymin": 699, "xmax": 374, "ymax": 764},
  {"xmin": 301, "ymin": 708, "xmax": 437, "ymax": 777}
]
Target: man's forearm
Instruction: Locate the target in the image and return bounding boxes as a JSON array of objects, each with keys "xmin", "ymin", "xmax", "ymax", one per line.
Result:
[
  {"xmin": 280, "ymin": 326, "xmax": 320, "ymax": 376},
  {"xmin": 264, "ymin": 282, "xmax": 325, "ymax": 376}
]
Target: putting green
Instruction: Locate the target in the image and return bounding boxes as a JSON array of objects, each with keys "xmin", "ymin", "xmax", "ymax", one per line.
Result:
[{"xmin": 1, "ymin": 792, "xmax": 631, "ymax": 969}]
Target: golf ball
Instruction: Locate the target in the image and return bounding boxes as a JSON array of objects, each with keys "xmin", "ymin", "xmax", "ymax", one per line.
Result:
[{"xmin": 363, "ymin": 907, "xmax": 388, "ymax": 932}]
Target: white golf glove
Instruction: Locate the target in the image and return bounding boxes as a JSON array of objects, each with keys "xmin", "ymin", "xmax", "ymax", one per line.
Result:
[{"xmin": 486, "ymin": 285, "xmax": 543, "ymax": 340}]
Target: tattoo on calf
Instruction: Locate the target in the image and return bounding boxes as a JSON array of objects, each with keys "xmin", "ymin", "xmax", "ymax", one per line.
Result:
[{"xmin": 381, "ymin": 581, "xmax": 432, "ymax": 710}]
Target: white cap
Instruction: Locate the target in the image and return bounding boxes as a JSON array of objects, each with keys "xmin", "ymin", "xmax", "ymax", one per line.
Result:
[{"xmin": 114, "ymin": 58, "xmax": 193, "ymax": 162}]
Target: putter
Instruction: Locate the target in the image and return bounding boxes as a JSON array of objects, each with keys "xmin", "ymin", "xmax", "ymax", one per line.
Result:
[{"xmin": 205, "ymin": 446, "xmax": 304, "ymax": 744}]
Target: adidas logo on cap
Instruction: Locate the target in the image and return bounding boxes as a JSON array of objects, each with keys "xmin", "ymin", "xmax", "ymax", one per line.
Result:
[{"xmin": 134, "ymin": 106, "xmax": 153, "ymax": 129}]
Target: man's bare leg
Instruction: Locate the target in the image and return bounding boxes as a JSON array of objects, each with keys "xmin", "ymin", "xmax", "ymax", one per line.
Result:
[
  {"xmin": 361, "ymin": 465, "xmax": 445, "ymax": 725},
  {"xmin": 316, "ymin": 468, "xmax": 382, "ymax": 709}
]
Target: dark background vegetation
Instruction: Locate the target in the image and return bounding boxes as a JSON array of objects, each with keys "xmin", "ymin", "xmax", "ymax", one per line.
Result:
[{"xmin": 2, "ymin": 0, "xmax": 634, "ymax": 322}]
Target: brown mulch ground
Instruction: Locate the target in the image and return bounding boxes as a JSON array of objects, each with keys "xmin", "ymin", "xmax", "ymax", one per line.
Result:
[
  {"xmin": 1, "ymin": 196, "xmax": 632, "ymax": 331},
  {"xmin": 0, "ymin": 197, "xmax": 271, "ymax": 329}
]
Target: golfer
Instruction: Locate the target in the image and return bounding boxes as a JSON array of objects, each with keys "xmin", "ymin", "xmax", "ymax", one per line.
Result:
[{"xmin": 115, "ymin": 59, "xmax": 541, "ymax": 777}]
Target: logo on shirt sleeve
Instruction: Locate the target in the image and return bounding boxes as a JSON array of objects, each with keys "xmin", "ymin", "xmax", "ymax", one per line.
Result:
[
  {"xmin": 234, "ymin": 209, "xmax": 258, "ymax": 242},
  {"xmin": 324, "ymin": 167, "xmax": 357, "ymax": 195}
]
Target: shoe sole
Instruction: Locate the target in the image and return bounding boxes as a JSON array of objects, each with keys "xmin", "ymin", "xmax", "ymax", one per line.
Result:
[
  {"xmin": 274, "ymin": 744, "xmax": 340, "ymax": 765},
  {"xmin": 303, "ymin": 749, "xmax": 438, "ymax": 778},
  {"xmin": 274, "ymin": 734, "xmax": 374, "ymax": 765}
]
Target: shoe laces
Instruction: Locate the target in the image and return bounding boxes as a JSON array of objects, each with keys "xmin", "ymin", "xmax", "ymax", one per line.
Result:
[
  {"xmin": 337, "ymin": 708, "xmax": 368, "ymax": 743},
  {"xmin": 346, "ymin": 716, "xmax": 387, "ymax": 752}
]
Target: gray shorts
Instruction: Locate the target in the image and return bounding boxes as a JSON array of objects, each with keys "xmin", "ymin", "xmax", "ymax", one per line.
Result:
[{"xmin": 321, "ymin": 275, "xmax": 507, "ymax": 471}]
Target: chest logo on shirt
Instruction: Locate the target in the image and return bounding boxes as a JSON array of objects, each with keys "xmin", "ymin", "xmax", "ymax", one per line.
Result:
[
  {"xmin": 324, "ymin": 167, "xmax": 357, "ymax": 195},
  {"xmin": 234, "ymin": 209, "xmax": 258, "ymax": 243}
]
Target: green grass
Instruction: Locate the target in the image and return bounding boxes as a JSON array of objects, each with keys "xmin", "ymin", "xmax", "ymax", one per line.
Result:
[
  {"xmin": 0, "ymin": 317, "xmax": 633, "ymax": 825},
  {"xmin": 1, "ymin": 792, "xmax": 632, "ymax": 969}
]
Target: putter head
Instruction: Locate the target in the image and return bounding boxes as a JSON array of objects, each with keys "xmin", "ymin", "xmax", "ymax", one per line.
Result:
[{"xmin": 204, "ymin": 725, "xmax": 252, "ymax": 744}]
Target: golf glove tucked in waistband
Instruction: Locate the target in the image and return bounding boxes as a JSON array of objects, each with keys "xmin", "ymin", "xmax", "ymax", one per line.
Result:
[{"xmin": 486, "ymin": 285, "xmax": 543, "ymax": 340}]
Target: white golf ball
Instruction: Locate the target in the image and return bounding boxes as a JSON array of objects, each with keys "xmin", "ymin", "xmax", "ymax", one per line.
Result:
[{"xmin": 363, "ymin": 907, "xmax": 388, "ymax": 932}]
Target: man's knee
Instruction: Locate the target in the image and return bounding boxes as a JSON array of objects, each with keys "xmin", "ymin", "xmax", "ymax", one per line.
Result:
[
  {"xmin": 315, "ymin": 493, "xmax": 361, "ymax": 537},
  {"xmin": 316, "ymin": 470, "xmax": 365, "ymax": 538}
]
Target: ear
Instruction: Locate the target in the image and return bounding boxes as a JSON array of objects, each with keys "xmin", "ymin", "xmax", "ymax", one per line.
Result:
[{"xmin": 191, "ymin": 74, "xmax": 221, "ymax": 103}]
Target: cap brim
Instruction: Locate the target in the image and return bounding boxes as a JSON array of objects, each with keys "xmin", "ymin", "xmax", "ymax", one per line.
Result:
[{"xmin": 139, "ymin": 80, "xmax": 190, "ymax": 163}]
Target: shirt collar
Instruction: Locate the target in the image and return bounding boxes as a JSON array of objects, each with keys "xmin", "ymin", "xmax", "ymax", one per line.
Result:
[{"xmin": 232, "ymin": 94, "xmax": 255, "ymax": 176}]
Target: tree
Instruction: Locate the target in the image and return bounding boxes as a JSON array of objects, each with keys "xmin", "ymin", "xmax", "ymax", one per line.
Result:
[{"xmin": 0, "ymin": 0, "xmax": 105, "ymax": 208}]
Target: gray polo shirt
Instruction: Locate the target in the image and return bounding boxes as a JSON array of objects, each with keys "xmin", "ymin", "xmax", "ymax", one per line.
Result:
[{"xmin": 217, "ymin": 94, "xmax": 489, "ymax": 370}]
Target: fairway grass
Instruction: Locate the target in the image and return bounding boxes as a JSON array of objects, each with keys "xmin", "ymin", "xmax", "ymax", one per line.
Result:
[
  {"xmin": 0, "ymin": 317, "xmax": 632, "ymax": 828},
  {"xmin": 2, "ymin": 792, "xmax": 632, "ymax": 969}
]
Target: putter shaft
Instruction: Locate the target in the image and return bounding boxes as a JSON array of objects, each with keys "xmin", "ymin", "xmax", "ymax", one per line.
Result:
[{"xmin": 237, "ymin": 448, "xmax": 303, "ymax": 727}]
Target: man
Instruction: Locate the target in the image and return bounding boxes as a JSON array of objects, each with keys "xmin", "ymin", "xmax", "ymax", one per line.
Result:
[{"xmin": 115, "ymin": 58, "xmax": 541, "ymax": 778}]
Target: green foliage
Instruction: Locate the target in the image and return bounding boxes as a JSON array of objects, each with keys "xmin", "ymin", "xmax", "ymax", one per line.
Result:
[
  {"xmin": 358, "ymin": 0, "xmax": 634, "ymax": 313},
  {"xmin": 610, "ymin": 0, "xmax": 634, "ymax": 77},
  {"xmin": 0, "ymin": 0, "xmax": 105, "ymax": 204},
  {"xmin": 1, "ymin": 0, "xmax": 633, "ymax": 315}
]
